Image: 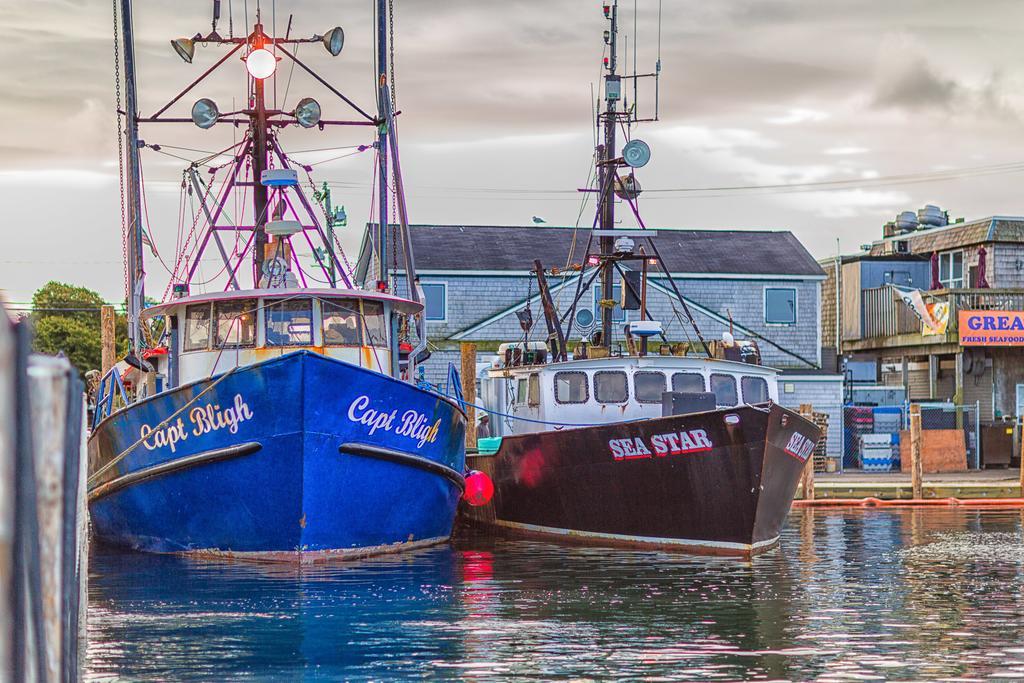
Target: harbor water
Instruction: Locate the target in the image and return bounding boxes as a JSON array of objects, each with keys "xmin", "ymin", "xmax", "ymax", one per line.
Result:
[{"xmin": 86, "ymin": 508, "xmax": 1024, "ymax": 681}]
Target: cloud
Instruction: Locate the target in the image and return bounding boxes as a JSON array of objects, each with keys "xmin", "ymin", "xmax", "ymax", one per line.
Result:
[
  {"xmin": 824, "ymin": 146, "xmax": 870, "ymax": 155},
  {"xmin": 766, "ymin": 108, "xmax": 829, "ymax": 125},
  {"xmin": 873, "ymin": 55, "xmax": 959, "ymax": 110}
]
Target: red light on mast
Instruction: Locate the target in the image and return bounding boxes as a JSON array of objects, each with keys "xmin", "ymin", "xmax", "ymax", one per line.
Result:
[{"xmin": 603, "ymin": 5, "xmax": 610, "ymax": 18}]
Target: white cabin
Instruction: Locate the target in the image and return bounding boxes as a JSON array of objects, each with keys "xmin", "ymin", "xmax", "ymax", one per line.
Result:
[
  {"xmin": 140, "ymin": 288, "xmax": 421, "ymax": 389},
  {"xmin": 480, "ymin": 355, "xmax": 779, "ymax": 437}
]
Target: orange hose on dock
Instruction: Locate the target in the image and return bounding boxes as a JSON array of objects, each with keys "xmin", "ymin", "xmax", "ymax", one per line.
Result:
[{"xmin": 793, "ymin": 497, "xmax": 1024, "ymax": 509}]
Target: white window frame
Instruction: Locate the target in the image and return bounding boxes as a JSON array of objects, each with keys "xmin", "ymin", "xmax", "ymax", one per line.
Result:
[
  {"xmin": 764, "ymin": 286, "xmax": 798, "ymax": 326},
  {"xmin": 938, "ymin": 250, "xmax": 965, "ymax": 289},
  {"xmin": 420, "ymin": 281, "xmax": 448, "ymax": 323}
]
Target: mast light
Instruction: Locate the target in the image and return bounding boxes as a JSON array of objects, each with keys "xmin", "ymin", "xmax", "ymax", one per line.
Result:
[
  {"xmin": 191, "ymin": 98, "xmax": 220, "ymax": 129},
  {"xmin": 171, "ymin": 38, "xmax": 196, "ymax": 63},
  {"xmin": 323, "ymin": 27, "xmax": 345, "ymax": 56},
  {"xmin": 293, "ymin": 97, "xmax": 322, "ymax": 128},
  {"xmin": 245, "ymin": 48, "xmax": 277, "ymax": 79}
]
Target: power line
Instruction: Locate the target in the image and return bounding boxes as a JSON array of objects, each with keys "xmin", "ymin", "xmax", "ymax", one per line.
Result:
[{"xmin": 320, "ymin": 158, "xmax": 1024, "ymax": 199}]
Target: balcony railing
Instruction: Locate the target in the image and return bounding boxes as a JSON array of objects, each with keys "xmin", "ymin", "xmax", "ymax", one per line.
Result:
[{"xmin": 851, "ymin": 287, "xmax": 1024, "ymax": 344}]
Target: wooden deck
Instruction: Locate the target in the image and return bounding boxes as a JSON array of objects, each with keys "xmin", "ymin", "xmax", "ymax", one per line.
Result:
[{"xmin": 800, "ymin": 469, "xmax": 1022, "ymax": 500}]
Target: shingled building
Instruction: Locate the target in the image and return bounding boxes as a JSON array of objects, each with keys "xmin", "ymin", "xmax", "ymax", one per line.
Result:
[{"xmin": 356, "ymin": 224, "xmax": 841, "ymax": 457}]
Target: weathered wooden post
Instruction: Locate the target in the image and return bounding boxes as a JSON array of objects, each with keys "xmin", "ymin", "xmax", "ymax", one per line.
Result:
[
  {"xmin": 28, "ymin": 355, "xmax": 73, "ymax": 682},
  {"xmin": 1019, "ymin": 420, "xmax": 1024, "ymax": 496},
  {"xmin": 909, "ymin": 403, "xmax": 923, "ymax": 499},
  {"xmin": 799, "ymin": 404, "xmax": 815, "ymax": 501},
  {"xmin": 0, "ymin": 317, "xmax": 16, "ymax": 680},
  {"xmin": 461, "ymin": 342, "xmax": 477, "ymax": 450},
  {"xmin": 101, "ymin": 305, "xmax": 116, "ymax": 375}
]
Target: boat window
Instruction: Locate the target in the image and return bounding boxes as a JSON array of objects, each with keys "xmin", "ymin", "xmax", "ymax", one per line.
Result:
[
  {"xmin": 710, "ymin": 374, "xmax": 738, "ymax": 407},
  {"xmin": 213, "ymin": 299, "xmax": 256, "ymax": 348},
  {"xmin": 361, "ymin": 300, "xmax": 389, "ymax": 347},
  {"xmin": 554, "ymin": 371, "xmax": 589, "ymax": 404},
  {"xmin": 265, "ymin": 299, "xmax": 313, "ymax": 346},
  {"xmin": 634, "ymin": 371, "xmax": 666, "ymax": 403},
  {"xmin": 528, "ymin": 374, "xmax": 540, "ymax": 406},
  {"xmin": 671, "ymin": 372, "xmax": 705, "ymax": 394},
  {"xmin": 594, "ymin": 371, "xmax": 628, "ymax": 403},
  {"xmin": 183, "ymin": 304, "xmax": 212, "ymax": 352},
  {"xmin": 322, "ymin": 299, "xmax": 363, "ymax": 346},
  {"xmin": 741, "ymin": 376, "xmax": 769, "ymax": 404},
  {"xmin": 517, "ymin": 378, "xmax": 529, "ymax": 404}
]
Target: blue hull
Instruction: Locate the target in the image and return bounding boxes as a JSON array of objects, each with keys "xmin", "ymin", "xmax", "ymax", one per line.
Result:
[{"xmin": 87, "ymin": 351, "xmax": 466, "ymax": 560}]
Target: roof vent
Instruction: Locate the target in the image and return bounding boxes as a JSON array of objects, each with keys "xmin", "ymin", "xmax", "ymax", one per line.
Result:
[
  {"xmin": 895, "ymin": 211, "xmax": 919, "ymax": 232},
  {"xmin": 917, "ymin": 204, "xmax": 947, "ymax": 228}
]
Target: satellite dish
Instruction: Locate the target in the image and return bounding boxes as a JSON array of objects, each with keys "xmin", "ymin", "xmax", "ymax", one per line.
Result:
[{"xmin": 622, "ymin": 139, "xmax": 651, "ymax": 168}]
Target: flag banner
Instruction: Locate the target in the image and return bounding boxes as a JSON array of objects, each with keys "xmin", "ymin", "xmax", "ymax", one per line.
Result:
[
  {"xmin": 890, "ymin": 284, "xmax": 945, "ymax": 334},
  {"xmin": 922, "ymin": 302, "xmax": 949, "ymax": 336}
]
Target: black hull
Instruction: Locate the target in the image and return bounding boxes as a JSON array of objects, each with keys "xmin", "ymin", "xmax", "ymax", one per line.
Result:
[{"xmin": 463, "ymin": 403, "xmax": 820, "ymax": 556}]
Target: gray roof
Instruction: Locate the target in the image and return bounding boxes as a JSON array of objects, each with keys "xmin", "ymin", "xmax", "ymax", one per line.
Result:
[
  {"xmin": 355, "ymin": 224, "xmax": 824, "ymax": 280},
  {"xmin": 867, "ymin": 216, "xmax": 1024, "ymax": 257}
]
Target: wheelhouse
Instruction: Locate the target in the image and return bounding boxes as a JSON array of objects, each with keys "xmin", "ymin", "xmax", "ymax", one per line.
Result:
[
  {"xmin": 481, "ymin": 356, "xmax": 779, "ymax": 437},
  {"xmin": 140, "ymin": 288, "xmax": 421, "ymax": 388}
]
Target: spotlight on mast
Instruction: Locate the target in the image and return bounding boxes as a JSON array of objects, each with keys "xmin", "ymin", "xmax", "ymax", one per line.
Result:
[
  {"xmin": 293, "ymin": 98, "xmax": 322, "ymax": 128},
  {"xmin": 323, "ymin": 27, "xmax": 345, "ymax": 56},
  {"xmin": 171, "ymin": 37, "xmax": 197, "ymax": 63},
  {"xmin": 191, "ymin": 98, "xmax": 220, "ymax": 129}
]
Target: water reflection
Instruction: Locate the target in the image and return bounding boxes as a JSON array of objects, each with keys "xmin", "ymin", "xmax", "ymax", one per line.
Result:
[{"xmin": 87, "ymin": 509, "xmax": 1024, "ymax": 681}]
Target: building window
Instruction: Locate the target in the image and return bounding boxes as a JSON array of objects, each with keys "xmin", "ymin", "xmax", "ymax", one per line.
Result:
[
  {"xmin": 516, "ymin": 378, "xmax": 528, "ymax": 405},
  {"xmin": 593, "ymin": 283, "xmax": 626, "ymax": 323},
  {"xmin": 672, "ymin": 372, "xmax": 705, "ymax": 394},
  {"xmin": 594, "ymin": 371, "xmax": 628, "ymax": 403},
  {"xmin": 710, "ymin": 374, "xmax": 738, "ymax": 407},
  {"xmin": 421, "ymin": 283, "xmax": 446, "ymax": 321},
  {"xmin": 554, "ymin": 371, "xmax": 589, "ymax": 404},
  {"xmin": 183, "ymin": 303, "xmax": 212, "ymax": 352},
  {"xmin": 213, "ymin": 300, "xmax": 256, "ymax": 348},
  {"xmin": 741, "ymin": 376, "xmax": 769, "ymax": 404},
  {"xmin": 265, "ymin": 299, "xmax": 313, "ymax": 346},
  {"xmin": 634, "ymin": 371, "xmax": 666, "ymax": 403},
  {"xmin": 765, "ymin": 287, "xmax": 797, "ymax": 325},
  {"xmin": 939, "ymin": 251, "xmax": 964, "ymax": 289}
]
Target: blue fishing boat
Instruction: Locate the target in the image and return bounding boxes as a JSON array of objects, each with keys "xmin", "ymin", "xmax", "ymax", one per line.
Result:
[{"xmin": 89, "ymin": 0, "xmax": 466, "ymax": 561}]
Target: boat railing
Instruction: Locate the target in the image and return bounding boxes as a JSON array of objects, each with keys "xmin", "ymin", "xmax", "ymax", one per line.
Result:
[{"xmin": 93, "ymin": 366, "xmax": 129, "ymax": 428}]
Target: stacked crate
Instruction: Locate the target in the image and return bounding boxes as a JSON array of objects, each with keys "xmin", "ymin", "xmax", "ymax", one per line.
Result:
[
  {"xmin": 811, "ymin": 411, "xmax": 829, "ymax": 473},
  {"xmin": 844, "ymin": 407, "xmax": 874, "ymax": 469},
  {"xmin": 861, "ymin": 434, "xmax": 897, "ymax": 471},
  {"xmin": 871, "ymin": 407, "xmax": 902, "ymax": 470}
]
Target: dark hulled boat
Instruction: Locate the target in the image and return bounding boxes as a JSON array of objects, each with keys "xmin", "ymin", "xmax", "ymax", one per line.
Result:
[{"xmin": 461, "ymin": 0, "xmax": 820, "ymax": 556}]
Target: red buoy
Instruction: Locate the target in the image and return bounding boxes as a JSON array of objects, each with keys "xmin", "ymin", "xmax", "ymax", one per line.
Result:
[{"xmin": 463, "ymin": 470, "xmax": 494, "ymax": 507}]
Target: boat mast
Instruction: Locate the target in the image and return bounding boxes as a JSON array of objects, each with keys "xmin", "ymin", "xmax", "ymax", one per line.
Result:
[
  {"xmin": 120, "ymin": 0, "xmax": 145, "ymax": 351},
  {"xmin": 376, "ymin": 0, "xmax": 389, "ymax": 288},
  {"xmin": 598, "ymin": 0, "xmax": 619, "ymax": 347},
  {"xmin": 251, "ymin": 21, "xmax": 270, "ymax": 286}
]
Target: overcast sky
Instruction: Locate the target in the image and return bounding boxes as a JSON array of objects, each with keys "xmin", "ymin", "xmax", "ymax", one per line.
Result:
[{"xmin": 4, "ymin": 0, "xmax": 1024, "ymax": 305}]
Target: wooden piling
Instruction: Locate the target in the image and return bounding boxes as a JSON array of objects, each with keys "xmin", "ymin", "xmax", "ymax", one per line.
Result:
[
  {"xmin": 909, "ymin": 403, "xmax": 923, "ymax": 499},
  {"xmin": 101, "ymin": 305, "xmax": 116, "ymax": 375},
  {"xmin": 799, "ymin": 404, "xmax": 815, "ymax": 501},
  {"xmin": 0, "ymin": 318, "xmax": 16, "ymax": 678},
  {"xmin": 461, "ymin": 342, "xmax": 477, "ymax": 449}
]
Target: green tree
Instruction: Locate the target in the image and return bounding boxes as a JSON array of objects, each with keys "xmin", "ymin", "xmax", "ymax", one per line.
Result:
[{"xmin": 30, "ymin": 281, "xmax": 127, "ymax": 376}]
